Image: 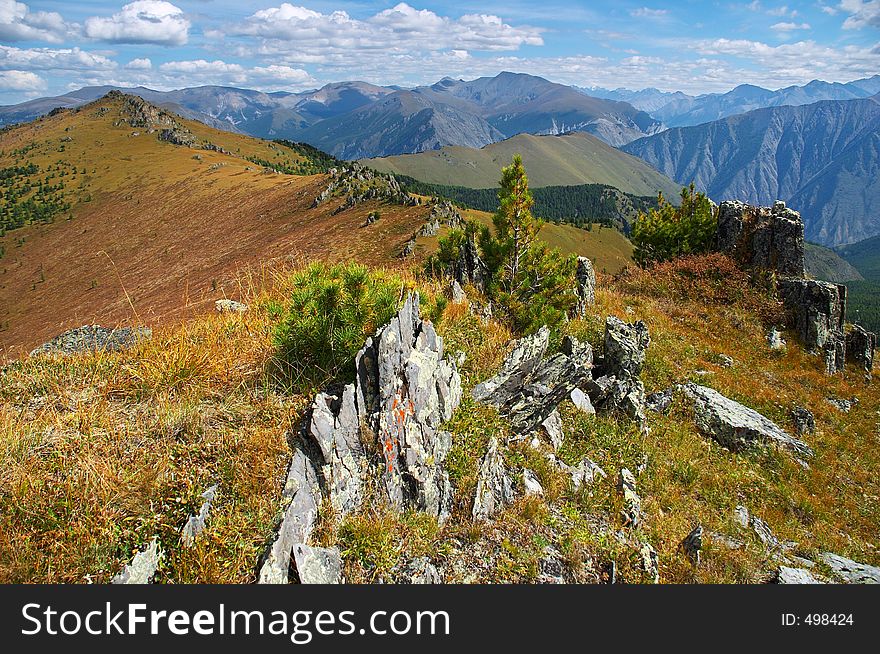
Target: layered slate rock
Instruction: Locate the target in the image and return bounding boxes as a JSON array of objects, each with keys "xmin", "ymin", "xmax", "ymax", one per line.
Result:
[
  {"xmin": 472, "ymin": 327, "xmax": 593, "ymax": 436},
  {"xmin": 717, "ymin": 200, "xmax": 805, "ymax": 277},
  {"xmin": 777, "ymin": 278, "xmax": 847, "ymax": 374},
  {"xmin": 846, "ymin": 324, "xmax": 876, "ymax": 378},
  {"xmin": 258, "ymin": 448, "xmax": 322, "ymax": 584},
  {"xmin": 472, "ymin": 437, "xmax": 514, "ymax": 521},
  {"xmin": 683, "ymin": 383, "xmax": 813, "ymax": 458},
  {"xmin": 451, "ymin": 231, "xmax": 488, "ymax": 293},
  {"xmin": 30, "ymin": 325, "xmax": 152, "ymax": 357},
  {"xmin": 572, "ymin": 256, "xmax": 596, "ymax": 318},
  {"xmin": 776, "ymin": 566, "xmax": 824, "ymax": 584},
  {"xmin": 305, "ymin": 294, "xmax": 461, "ymax": 521},
  {"xmin": 587, "ymin": 317, "xmax": 650, "ymax": 430},
  {"xmin": 820, "ymin": 553, "xmax": 880, "ymax": 584}
]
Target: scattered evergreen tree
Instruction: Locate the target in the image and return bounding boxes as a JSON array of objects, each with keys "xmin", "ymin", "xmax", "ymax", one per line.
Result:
[{"xmin": 631, "ymin": 183, "xmax": 716, "ymax": 266}]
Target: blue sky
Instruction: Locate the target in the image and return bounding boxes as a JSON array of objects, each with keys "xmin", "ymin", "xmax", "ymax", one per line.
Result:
[{"xmin": 0, "ymin": 1, "xmax": 878, "ymax": 103}]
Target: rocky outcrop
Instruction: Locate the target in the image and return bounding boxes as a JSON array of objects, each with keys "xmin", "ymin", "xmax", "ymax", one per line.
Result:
[
  {"xmin": 472, "ymin": 437, "xmax": 514, "ymax": 520},
  {"xmin": 472, "ymin": 327, "xmax": 594, "ymax": 436},
  {"xmin": 777, "ymin": 278, "xmax": 847, "ymax": 374},
  {"xmin": 572, "ymin": 256, "xmax": 596, "ymax": 318},
  {"xmin": 305, "ymin": 294, "xmax": 461, "ymax": 521},
  {"xmin": 450, "ymin": 231, "xmax": 488, "ymax": 293},
  {"xmin": 683, "ymin": 383, "xmax": 813, "ymax": 458},
  {"xmin": 586, "ymin": 317, "xmax": 650, "ymax": 431},
  {"xmin": 617, "ymin": 468, "xmax": 642, "ymax": 527},
  {"xmin": 112, "ymin": 538, "xmax": 162, "ymax": 584},
  {"xmin": 313, "ymin": 164, "xmax": 417, "ymax": 211},
  {"xmin": 846, "ymin": 324, "xmax": 876, "ymax": 377},
  {"xmin": 716, "ymin": 200, "xmax": 805, "ymax": 277},
  {"xmin": 292, "ymin": 544, "xmax": 343, "ymax": 584},
  {"xmin": 646, "ymin": 388, "xmax": 674, "ymax": 414},
  {"xmin": 767, "ymin": 328, "xmax": 787, "ymax": 351},
  {"xmin": 791, "ymin": 406, "xmax": 816, "ymax": 437},
  {"xmin": 30, "ymin": 325, "xmax": 152, "ymax": 357},
  {"xmin": 776, "ymin": 566, "xmax": 824, "ymax": 584},
  {"xmin": 680, "ymin": 525, "xmax": 703, "ymax": 566}
]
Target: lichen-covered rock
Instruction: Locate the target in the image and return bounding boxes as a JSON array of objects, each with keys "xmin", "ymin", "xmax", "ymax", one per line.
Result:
[
  {"xmin": 604, "ymin": 316, "xmax": 650, "ymax": 378},
  {"xmin": 451, "ymin": 231, "xmax": 488, "ymax": 293},
  {"xmin": 777, "ymin": 278, "xmax": 847, "ymax": 374},
  {"xmin": 846, "ymin": 324, "xmax": 876, "ymax": 377},
  {"xmin": 472, "ymin": 438, "xmax": 514, "ymax": 521},
  {"xmin": 181, "ymin": 484, "xmax": 218, "ymax": 547},
  {"xmin": 767, "ymin": 328, "xmax": 787, "ymax": 351},
  {"xmin": 717, "ymin": 200, "xmax": 805, "ymax": 277},
  {"xmin": 30, "ymin": 325, "xmax": 152, "ymax": 357},
  {"xmin": 112, "ymin": 538, "xmax": 162, "ymax": 585},
  {"xmin": 292, "ymin": 544, "xmax": 343, "ymax": 584},
  {"xmin": 820, "ymin": 552, "xmax": 880, "ymax": 584},
  {"xmin": 683, "ymin": 383, "xmax": 813, "ymax": 457},
  {"xmin": 572, "ymin": 256, "xmax": 596, "ymax": 317},
  {"xmin": 258, "ymin": 448, "xmax": 321, "ymax": 584}
]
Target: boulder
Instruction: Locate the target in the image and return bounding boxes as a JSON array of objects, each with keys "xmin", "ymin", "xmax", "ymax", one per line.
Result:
[
  {"xmin": 603, "ymin": 317, "xmax": 650, "ymax": 378},
  {"xmin": 540, "ymin": 410, "xmax": 564, "ymax": 450},
  {"xmin": 522, "ymin": 469, "xmax": 544, "ymax": 496},
  {"xmin": 572, "ymin": 256, "xmax": 596, "ymax": 317},
  {"xmin": 716, "ymin": 200, "xmax": 805, "ymax": 277},
  {"xmin": 30, "ymin": 325, "xmax": 152, "ymax": 357},
  {"xmin": 570, "ymin": 387, "xmax": 595, "ymax": 415},
  {"xmin": 112, "ymin": 538, "xmax": 162, "ymax": 585},
  {"xmin": 646, "ymin": 388, "xmax": 674, "ymax": 414},
  {"xmin": 777, "ymin": 278, "xmax": 847, "ymax": 374},
  {"xmin": 766, "ymin": 328, "xmax": 787, "ymax": 351},
  {"xmin": 846, "ymin": 324, "xmax": 876, "ymax": 377},
  {"xmin": 472, "ymin": 437, "xmax": 514, "ymax": 521},
  {"xmin": 181, "ymin": 484, "xmax": 218, "ymax": 547},
  {"xmin": 292, "ymin": 544, "xmax": 343, "ymax": 584},
  {"xmin": 820, "ymin": 552, "xmax": 880, "ymax": 584},
  {"xmin": 683, "ymin": 383, "xmax": 813, "ymax": 458},
  {"xmin": 451, "ymin": 232, "xmax": 488, "ymax": 293}
]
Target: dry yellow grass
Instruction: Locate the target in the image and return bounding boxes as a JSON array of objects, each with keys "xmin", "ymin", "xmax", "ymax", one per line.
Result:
[{"xmin": 0, "ymin": 254, "xmax": 877, "ymax": 584}]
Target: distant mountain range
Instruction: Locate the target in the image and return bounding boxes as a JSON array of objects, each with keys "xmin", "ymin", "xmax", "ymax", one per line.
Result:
[
  {"xmin": 622, "ymin": 94, "xmax": 880, "ymax": 246},
  {"xmin": 364, "ymin": 131, "xmax": 679, "ymax": 197},
  {"xmin": 0, "ymin": 72, "xmax": 662, "ymax": 158},
  {"xmin": 585, "ymin": 75, "xmax": 880, "ymax": 127}
]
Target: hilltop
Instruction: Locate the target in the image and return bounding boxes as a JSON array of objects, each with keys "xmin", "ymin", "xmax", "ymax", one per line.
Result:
[{"xmin": 364, "ymin": 131, "xmax": 679, "ymax": 197}]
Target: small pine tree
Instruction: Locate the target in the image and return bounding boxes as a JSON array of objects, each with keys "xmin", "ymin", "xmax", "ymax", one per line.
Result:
[{"xmin": 631, "ymin": 183, "xmax": 716, "ymax": 266}]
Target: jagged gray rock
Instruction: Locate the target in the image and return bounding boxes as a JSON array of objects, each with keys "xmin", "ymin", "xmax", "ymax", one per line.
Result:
[
  {"xmin": 30, "ymin": 325, "xmax": 152, "ymax": 357},
  {"xmin": 846, "ymin": 324, "xmax": 876, "ymax": 377},
  {"xmin": 777, "ymin": 566, "xmax": 824, "ymax": 584},
  {"xmin": 680, "ymin": 525, "xmax": 703, "ymax": 566},
  {"xmin": 570, "ymin": 387, "xmax": 595, "ymax": 415},
  {"xmin": 472, "ymin": 437, "xmax": 514, "ymax": 521},
  {"xmin": 777, "ymin": 278, "xmax": 847, "ymax": 374},
  {"xmin": 791, "ymin": 406, "xmax": 816, "ymax": 437},
  {"xmin": 716, "ymin": 200, "xmax": 805, "ymax": 277},
  {"xmin": 646, "ymin": 388, "xmax": 674, "ymax": 414},
  {"xmin": 750, "ymin": 515, "xmax": 780, "ymax": 549},
  {"xmin": 617, "ymin": 468, "xmax": 642, "ymax": 528},
  {"xmin": 215, "ymin": 299, "xmax": 248, "ymax": 314},
  {"xmin": 571, "ymin": 458, "xmax": 607, "ymax": 488},
  {"xmin": 603, "ymin": 317, "xmax": 650, "ymax": 378},
  {"xmin": 112, "ymin": 538, "xmax": 162, "ymax": 584},
  {"xmin": 472, "ymin": 326, "xmax": 593, "ymax": 436},
  {"xmin": 181, "ymin": 484, "xmax": 218, "ymax": 547},
  {"xmin": 292, "ymin": 544, "xmax": 343, "ymax": 584},
  {"xmin": 640, "ymin": 542, "xmax": 659, "ymax": 583},
  {"xmin": 451, "ymin": 231, "xmax": 488, "ymax": 293},
  {"xmin": 820, "ymin": 552, "xmax": 880, "ymax": 584},
  {"xmin": 258, "ymin": 448, "xmax": 321, "ymax": 584},
  {"xmin": 573, "ymin": 256, "xmax": 596, "ymax": 317},
  {"xmin": 767, "ymin": 328, "xmax": 787, "ymax": 351},
  {"xmin": 827, "ymin": 397, "xmax": 854, "ymax": 412},
  {"xmin": 301, "ymin": 294, "xmax": 461, "ymax": 521},
  {"xmin": 683, "ymin": 383, "xmax": 813, "ymax": 457},
  {"xmin": 522, "ymin": 469, "xmax": 544, "ymax": 496},
  {"xmin": 540, "ymin": 410, "xmax": 564, "ymax": 450}
]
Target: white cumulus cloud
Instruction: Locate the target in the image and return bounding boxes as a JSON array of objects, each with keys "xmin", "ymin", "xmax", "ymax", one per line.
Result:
[
  {"xmin": 839, "ymin": 0, "xmax": 880, "ymax": 28},
  {"xmin": 0, "ymin": 45, "xmax": 117, "ymax": 72},
  {"xmin": 0, "ymin": 69, "xmax": 46, "ymax": 92},
  {"xmin": 84, "ymin": 1, "xmax": 190, "ymax": 46},
  {"xmin": 0, "ymin": 0, "xmax": 75, "ymax": 43},
  {"xmin": 771, "ymin": 21, "xmax": 811, "ymax": 30}
]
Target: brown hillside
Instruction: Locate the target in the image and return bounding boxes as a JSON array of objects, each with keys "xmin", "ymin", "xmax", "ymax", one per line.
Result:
[{"xmin": 0, "ymin": 94, "xmax": 429, "ymax": 358}]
